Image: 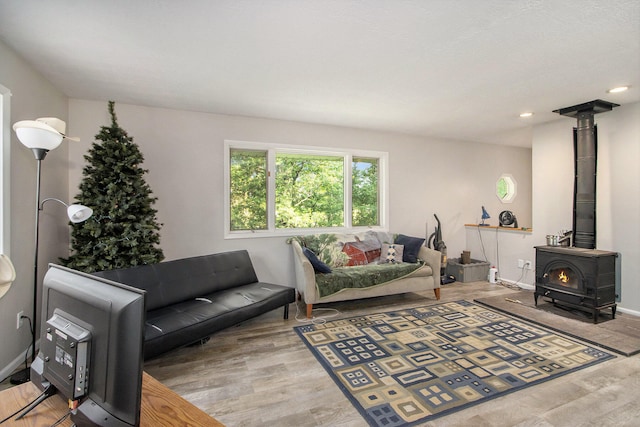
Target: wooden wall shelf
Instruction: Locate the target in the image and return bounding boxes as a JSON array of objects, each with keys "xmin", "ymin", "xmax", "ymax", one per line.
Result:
[{"xmin": 465, "ymin": 224, "xmax": 533, "ymax": 233}]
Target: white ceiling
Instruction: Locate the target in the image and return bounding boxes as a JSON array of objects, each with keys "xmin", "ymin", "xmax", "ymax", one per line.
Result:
[{"xmin": 1, "ymin": 0, "xmax": 638, "ymax": 147}]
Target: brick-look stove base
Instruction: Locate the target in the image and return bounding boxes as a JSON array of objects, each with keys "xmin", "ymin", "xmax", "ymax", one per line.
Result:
[{"xmin": 535, "ymin": 246, "xmax": 617, "ymax": 323}]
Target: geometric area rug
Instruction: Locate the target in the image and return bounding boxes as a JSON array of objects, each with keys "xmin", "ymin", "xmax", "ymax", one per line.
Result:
[{"xmin": 294, "ymin": 300, "xmax": 615, "ymax": 427}]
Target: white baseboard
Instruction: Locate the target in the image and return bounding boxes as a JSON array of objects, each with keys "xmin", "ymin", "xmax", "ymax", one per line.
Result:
[
  {"xmin": 497, "ymin": 277, "xmax": 534, "ymax": 291},
  {"xmin": 617, "ymin": 306, "xmax": 640, "ymax": 317}
]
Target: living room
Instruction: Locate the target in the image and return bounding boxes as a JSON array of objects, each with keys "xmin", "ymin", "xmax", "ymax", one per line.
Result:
[{"xmin": 1, "ymin": 2, "xmax": 639, "ymax": 426}]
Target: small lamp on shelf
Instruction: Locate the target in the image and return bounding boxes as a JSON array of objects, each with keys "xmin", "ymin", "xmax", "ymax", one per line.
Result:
[{"xmin": 479, "ymin": 206, "xmax": 490, "ymax": 226}]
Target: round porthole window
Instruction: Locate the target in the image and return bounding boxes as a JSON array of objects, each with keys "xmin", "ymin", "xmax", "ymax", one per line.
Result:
[{"xmin": 496, "ymin": 174, "xmax": 517, "ymax": 203}]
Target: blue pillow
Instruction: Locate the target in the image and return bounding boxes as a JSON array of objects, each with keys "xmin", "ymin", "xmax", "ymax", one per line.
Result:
[
  {"xmin": 303, "ymin": 247, "xmax": 332, "ymax": 274},
  {"xmin": 395, "ymin": 234, "xmax": 425, "ymax": 263}
]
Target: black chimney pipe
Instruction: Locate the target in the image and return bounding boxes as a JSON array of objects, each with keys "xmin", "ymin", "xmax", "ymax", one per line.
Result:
[{"xmin": 553, "ymin": 100, "xmax": 618, "ymax": 249}]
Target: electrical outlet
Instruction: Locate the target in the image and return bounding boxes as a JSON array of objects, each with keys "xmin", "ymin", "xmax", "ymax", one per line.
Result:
[
  {"xmin": 16, "ymin": 311, "xmax": 24, "ymax": 329},
  {"xmin": 524, "ymin": 260, "xmax": 532, "ymax": 270},
  {"xmin": 517, "ymin": 259, "xmax": 524, "ymax": 268}
]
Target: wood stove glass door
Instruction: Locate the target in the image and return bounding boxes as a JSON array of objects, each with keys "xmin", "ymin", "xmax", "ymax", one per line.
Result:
[{"xmin": 544, "ymin": 261, "xmax": 583, "ymax": 291}]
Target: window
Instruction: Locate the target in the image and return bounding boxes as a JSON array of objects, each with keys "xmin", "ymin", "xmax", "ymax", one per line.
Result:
[
  {"xmin": 496, "ymin": 173, "xmax": 517, "ymax": 203},
  {"xmin": 229, "ymin": 148, "xmax": 268, "ymax": 231},
  {"xmin": 352, "ymin": 157, "xmax": 379, "ymax": 226},
  {"xmin": 225, "ymin": 141, "xmax": 388, "ymax": 237},
  {"xmin": 275, "ymin": 152, "xmax": 344, "ymax": 229}
]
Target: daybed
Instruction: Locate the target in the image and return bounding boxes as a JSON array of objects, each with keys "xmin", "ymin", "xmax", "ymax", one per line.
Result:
[
  {"xmin": 93, "ymin": 250, "xmax": 295, "ymax": 359},
  {"xmin": 290, "ymin": 231, "xmax": 441, "ymax": 318}
]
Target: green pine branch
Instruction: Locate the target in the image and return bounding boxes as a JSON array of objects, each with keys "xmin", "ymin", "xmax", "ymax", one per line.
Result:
[{"xmin": 61, "ymin": 101, "xmax": 164, "ymax": 272}]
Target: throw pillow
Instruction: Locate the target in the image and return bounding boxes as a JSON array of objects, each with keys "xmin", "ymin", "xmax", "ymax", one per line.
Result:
[
  {"xmin": 291, "ymin": 234, "xmax": 349, "ymax": 267},
  {"xmin": 342, "ymin": 239, "xmax": 382, "ymax": 266},
  {"xmin": 303, "ymin": 247, "xmax": 332, "ymax": 274},
  {"xmin": 395, "ymin": 234, "xmax": 425, "ymax": 263},
  {"xmin": 343, "ymin": 242, "xmax": 368, "ymax": 266},
  {"xmin": 381, "ymin": 243, "xmax": 404, "ymax": 264}
]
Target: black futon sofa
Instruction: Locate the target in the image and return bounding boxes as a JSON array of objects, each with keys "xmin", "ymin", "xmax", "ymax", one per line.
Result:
[{"xmin": 93, "ymin": 250, "xmax": 295, "ymax": 360}]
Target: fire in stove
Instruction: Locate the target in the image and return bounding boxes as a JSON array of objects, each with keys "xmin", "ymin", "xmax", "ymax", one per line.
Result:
[
  {"xmin": 546, "ymin": 267, "xmax": 578, "ymax": 289},
  {"xmin": 558, "ymin": 270, "xmax": 569, "ymax": 284}
]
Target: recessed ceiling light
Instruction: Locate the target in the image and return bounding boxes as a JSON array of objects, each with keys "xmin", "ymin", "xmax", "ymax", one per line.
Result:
[
  {"xmin": 519, "ymin": 112, "xmax": 534, "ymax": 118},
  {"xmin": 607, "ymin": 86, "xmax": 629, "ymax": 93}
]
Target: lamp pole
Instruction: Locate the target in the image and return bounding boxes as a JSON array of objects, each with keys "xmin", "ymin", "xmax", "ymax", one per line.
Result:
[
  {"xmin": 11, "ymin": 152, "xmax": 46, "ymax": 384},
  {"xmin": 31, "ymin": 157, "xmax": 43, "ymax": 364},
  {"xmin": 10, "ymin": 156, "xmax": 93, "ymax": 384}
]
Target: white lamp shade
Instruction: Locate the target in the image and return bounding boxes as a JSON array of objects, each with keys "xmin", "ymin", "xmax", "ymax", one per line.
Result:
[
  {"xmin": 67, "ymin": 204, "xmax": 93, "ymax": 223},
  {"xmin": 15, "ymin": 127, "xmax": 64, "ymax": 151}
]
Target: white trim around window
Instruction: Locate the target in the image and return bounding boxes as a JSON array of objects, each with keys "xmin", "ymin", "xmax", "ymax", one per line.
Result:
[{"xmin": 224, "ymin": 140, "xmax": 389, "ymax": 239}]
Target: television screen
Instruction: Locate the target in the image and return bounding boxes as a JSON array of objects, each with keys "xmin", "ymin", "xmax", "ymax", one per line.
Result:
[{"xmin": 31, "ymin": 264, "xmax": 146, "ymax": 427}]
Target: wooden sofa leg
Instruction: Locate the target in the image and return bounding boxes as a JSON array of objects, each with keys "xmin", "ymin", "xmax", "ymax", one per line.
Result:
[
  {"xmin": 284, "ymin": 304, "xmax": 289, "ymax": 320},
  {"xmin": 306, "ymin": 304, "xmax": 313, "ymax": 319},
  {"xmin": 434, "ymin": 288, "xmax": 441, "ymax": 300}
]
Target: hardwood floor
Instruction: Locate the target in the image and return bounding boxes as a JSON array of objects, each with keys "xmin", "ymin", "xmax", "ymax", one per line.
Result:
[
  {"xmin": 2, "ymin": 281, "xmax": 635, "ymax": 425},
  {"xmin": 144, "ymin": 282, "xmax": 640, "ymax": 427}
]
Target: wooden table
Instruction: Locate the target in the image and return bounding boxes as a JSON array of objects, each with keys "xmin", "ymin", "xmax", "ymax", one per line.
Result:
[{"xmin": 0, "ymin": 372, "xmax": 224, "ymax": 426}]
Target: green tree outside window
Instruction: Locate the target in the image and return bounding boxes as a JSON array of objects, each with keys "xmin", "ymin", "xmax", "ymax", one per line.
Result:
[
  {"xmin": 230, "ymin": 149, "xmax": 267, "ymax": 231},
  {"xmin": 352, "ymin": 157, "xmax": 379, "ymax": 226},
  {"xmin": 276, "ymin": 154, "xmax": 344, "ymax": 228}
]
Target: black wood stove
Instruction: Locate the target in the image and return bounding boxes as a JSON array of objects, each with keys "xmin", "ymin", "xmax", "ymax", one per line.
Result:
[
  {"xmin": 535, "ymin": 100, "xmax": 619, "ymax": 323},
  {"xmin": 535, "ymin": 246, "xmax": 617, "ymax": 323}
]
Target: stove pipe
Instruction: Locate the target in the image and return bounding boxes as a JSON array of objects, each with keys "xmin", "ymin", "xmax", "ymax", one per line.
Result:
[{"xmin": 553, "ymin": 100, "xmax": 618, "ymax": 249}]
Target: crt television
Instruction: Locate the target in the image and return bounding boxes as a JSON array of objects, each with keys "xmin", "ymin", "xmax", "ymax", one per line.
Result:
[{"xmin": 31, "ymin": 264, "xmax": 146, "ymax": 427}]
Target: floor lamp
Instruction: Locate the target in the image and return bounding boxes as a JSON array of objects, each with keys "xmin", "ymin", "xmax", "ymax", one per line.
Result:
[{"xmin": 11, "ymin": 118, "xmax": 92, "ymax": 384}]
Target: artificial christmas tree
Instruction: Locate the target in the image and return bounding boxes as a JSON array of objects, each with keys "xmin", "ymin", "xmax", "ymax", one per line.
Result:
[{"xmin": 62, "ymin": 101, "xmax": 164, "ymax": 272}]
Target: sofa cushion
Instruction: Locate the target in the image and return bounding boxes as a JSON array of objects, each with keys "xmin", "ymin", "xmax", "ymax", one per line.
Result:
[
  {"xmin": 343, "ymin": 240, "xmax": 382, "ymax": 266},
  {"xmin": 143, "ymin": 282, "xmax": 294, "ymax": 359},
  {"xmin": 93, "ymin": 250, "xmax": 259, "ymax": 310},
  {"xmin": 303, "ymin": 247, "xmax": 332, "ymax": 273},
  {"xmin": 289, "ymin": 234, "xmax": 350, "ymax": 268},
  {"xmin": 395, "ymin": 234, "xmax": 425, "ymax": 263},
  {"xmin": 381, "ymin": 243, "xmax": 404, "ymax": 263},
  {"xmin": 314, "ymin": 262, "xmax": 426, "ymax": 298},
  {"xmin": 375, "ymin": 231, "xmax": 396, "ymax": 244}
]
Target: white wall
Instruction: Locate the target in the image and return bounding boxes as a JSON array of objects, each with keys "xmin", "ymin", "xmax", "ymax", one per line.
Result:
[
  {"xmin": 68, "ymin": 100, "xmax": 532, "ymax": 289},
  {"xmin": 0, "ymin": 40, "xmax": 69, "ymax": 381},
  {"xmin": 532, "ymin": 102, "xmax": 640, "ymax": 314},
  {"xmin": 464, "ymin": 226, "xmax": 536, "ymax": 287}
]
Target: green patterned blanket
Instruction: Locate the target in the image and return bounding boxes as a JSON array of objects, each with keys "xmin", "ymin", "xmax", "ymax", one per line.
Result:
[{"xmin": 315, "ymin": 262, "xmax": 424, "ymax": 298}]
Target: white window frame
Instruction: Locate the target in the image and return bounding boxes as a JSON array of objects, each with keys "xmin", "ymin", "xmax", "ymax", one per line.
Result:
[
  {"xmin": 0, "ymin": 84, "xmax": 11, "ymax": 254},
  {"xmin": 224, "ymin": 140, "xmax": 389, "ymax": 239},
  {"xmin": 496, "ymin": 173, "xmax": 517, "ymax": 203}
]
